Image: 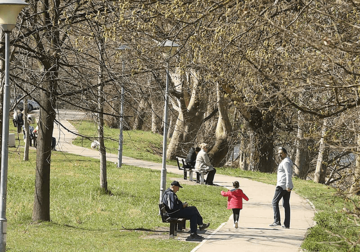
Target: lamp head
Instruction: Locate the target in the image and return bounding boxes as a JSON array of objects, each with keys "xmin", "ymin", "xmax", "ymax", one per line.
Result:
[{"xmin": 0, "ymin": 0, "xmax": 28, "ymax": 32}]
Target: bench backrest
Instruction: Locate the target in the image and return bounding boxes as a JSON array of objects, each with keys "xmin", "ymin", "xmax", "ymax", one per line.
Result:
[
  {"xmin": 159, "ymin": 203, "xmax": 169, "ymax": 222},
  {"xmin": 176, "ymin": 158, "xmax": 182, "ymax": 170}
]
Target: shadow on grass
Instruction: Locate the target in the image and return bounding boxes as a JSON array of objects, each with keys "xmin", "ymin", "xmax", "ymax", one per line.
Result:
[{"xmin": 49, "ymin": 221, "xmax": 168, "ymax": 234}]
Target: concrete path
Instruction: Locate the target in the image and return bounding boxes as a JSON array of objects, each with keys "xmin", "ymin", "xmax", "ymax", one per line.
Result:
[{"xmin": 51, "ymin": 112, "xmax": 315, "ymax": 252}]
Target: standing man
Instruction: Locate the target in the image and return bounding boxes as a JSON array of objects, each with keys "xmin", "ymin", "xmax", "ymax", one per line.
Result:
[
  {"xmin": 270, "ymin": 147, "xmax": 294, "ymax": 229},
  {"xmin": 162, "ymin": 181, "xmax": 210, "ymax": 240}
]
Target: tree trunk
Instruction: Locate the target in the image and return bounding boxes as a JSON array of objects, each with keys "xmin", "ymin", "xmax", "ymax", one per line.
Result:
[
  {"xmin": 133, "ymin": 97, "xmax": 146, "ymax": 130},
  {"xmin": 97, "ymin": 38, "xmax": 107, "ymax": 192},
  {"xmin": 151, "ymin": 100, "xmax": 161, "ymax": 134},
  {"xmin": 234, "ymin": 101, "xmax": 276, "ymax": 172},
  {"xmin": 249, "ymin": 130, "xmax": 255, "ymax": 171},
  {"xmin": 350, "ymin": 133, "xmax": 360, "ymax": 195},
  {"xmin": 208, "ymin": 83, "xmax": 232, "ymax": 166},
  {"xmin": 23, "ymin": 98, "xmax": 29, "ymax": 161},
  {"xmin": 238, "ymin": 119, "xmax": 249, "ymax": 170},
  {"xmin": 167, "ymin": 108, "xmax": 174, "ymax": 140},
  {"xmin": 166, "ymin": 70, "xmax": 207, "ymax": 159},
  {"xmin": 32, "ymin": 0, "xmax": 59, "ymax": 221},
  {"xmin": 252, "ymin": 111, "xmax": 275, "ymax": 172},
  {"xmin": 33, "ymin": 76, "xmax": 56, "ymax": 222},
  {"xmin": 294, "ymin": 109, "xmax": 309, "ymax": 179},
  {"xmin": 314, "ymin": 118, "xmax": 328, "ymax": 183}
]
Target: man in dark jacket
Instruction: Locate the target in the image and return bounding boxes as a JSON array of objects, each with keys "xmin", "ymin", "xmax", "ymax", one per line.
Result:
[
  {"xmin": 185, "ymin": 147, "xmax": 201, "ymax": 168},
  {"xmin": 162, "ymin": 181, "xmax": 210, "ymax": 240}
]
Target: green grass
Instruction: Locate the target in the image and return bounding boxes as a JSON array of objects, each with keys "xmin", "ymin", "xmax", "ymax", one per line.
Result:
[
  {"xmin": 6, "ymin": 147, "xmax": 229, "ymax": 251},
  {"xmin": 71, "ymin": 120, "xmax": 176, "ymax": 165}
]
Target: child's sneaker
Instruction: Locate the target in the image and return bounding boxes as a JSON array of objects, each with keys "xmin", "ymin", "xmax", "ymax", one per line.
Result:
[{"xmin": 234, "ymin": 221, "xmax": 238, "ymax": 229}]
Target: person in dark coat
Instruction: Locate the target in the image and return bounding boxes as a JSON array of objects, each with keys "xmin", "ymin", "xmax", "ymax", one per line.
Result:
[
  {"xmin": 16, "ymin": 108, "xmax": 24, "ymax": 134},
  {"xmin": 185, "ymin": 147, "xmax": 201, "ymax": 167},
  {"xmin": 162, "ymin": 181, "xmax": 210, "ymax": 240}
]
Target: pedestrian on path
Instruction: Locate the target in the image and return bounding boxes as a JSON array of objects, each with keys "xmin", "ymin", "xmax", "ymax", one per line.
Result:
[
  {"xmin": 162, "ymin": 181, "xmax": 210, "ymax": 240},
  {"xmin": 270, "ymin": 147, "xmax": 294, "ymax": 229},
  {"xmin": 221, "ymin": 181, "xmax": 249, "ymax": 228}
]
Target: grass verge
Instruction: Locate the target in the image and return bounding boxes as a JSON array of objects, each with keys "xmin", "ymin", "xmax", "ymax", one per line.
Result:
[{"xmin": 7, "ymin": 148, "xmax": 229, "ymax": 251}]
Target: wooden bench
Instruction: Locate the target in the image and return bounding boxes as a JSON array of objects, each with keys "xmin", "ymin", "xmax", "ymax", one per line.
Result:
[
  {"xmin": 176, "ymin": 156, "xmax": 194, "ymax": 181},
  {"xmin": 159, "ymin": 203, "xmax": 186, "ymax": 237}
]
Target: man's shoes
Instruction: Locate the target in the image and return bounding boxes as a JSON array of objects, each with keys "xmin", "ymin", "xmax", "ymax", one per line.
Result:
[
  {"xmin": 187, "ymin": 233, "xmax": 204, "ymax": 240},
  {"xmin": 234, "ymin": 221, "xmax": 238, "ymax": 229},
  {"xmin": 282, "ymin": 225, "xmax": 290, "ymax": 229},
  {"xmin": 269, "ymin": 222, "xmax": 281, "ymax": 227},
  {"xmin": 199, "ymin": 223, "xmax": 210, "ymax": 231}
]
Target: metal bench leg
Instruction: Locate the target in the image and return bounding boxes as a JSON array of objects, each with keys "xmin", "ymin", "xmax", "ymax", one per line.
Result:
[
  {"xmin": 200, "ymin": 173, "xmax": 205, "ymax": 185},
  {"xmin": 170, "ymin": 222, "xmax": 177, "ymax": 236},
  {"xmin": 189, "ymin": 170, "xmax": 193, "ymax": 181},
  {"xmin": 183, "ymin": 169, "xmax": 187, "ymax": 180}
]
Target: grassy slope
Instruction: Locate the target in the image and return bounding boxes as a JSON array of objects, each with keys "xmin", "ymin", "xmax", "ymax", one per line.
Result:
[{"xmin": 7, "ymin": 147, "xmax": 228, "ymax": 251}]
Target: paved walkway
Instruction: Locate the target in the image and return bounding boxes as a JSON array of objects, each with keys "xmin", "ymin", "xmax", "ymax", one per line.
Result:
[{"xmin": 52, "ymin": 114, "xmax": 315, "ymax": 252}]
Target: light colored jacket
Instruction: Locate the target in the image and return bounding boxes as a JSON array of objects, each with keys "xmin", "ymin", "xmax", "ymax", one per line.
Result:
[
  {"xmin": 195, "ymin": 149, "xmax": 214, "ymax": 172},
  {"xmin": 276, "ymin": 157, "xmax": 294, "ymax": 190}
]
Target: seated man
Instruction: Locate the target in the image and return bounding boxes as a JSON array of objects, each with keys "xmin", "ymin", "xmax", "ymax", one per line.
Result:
[
  {"xmin": 162, "ymin": 181, "xmax": 210, "ymax": 240},
  {"xmin": 185, "ymin": 147, "xmax": 201, "ymax": 168}
]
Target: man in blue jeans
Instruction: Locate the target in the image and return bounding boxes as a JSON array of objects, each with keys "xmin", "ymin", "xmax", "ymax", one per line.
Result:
[
  {"xmin": 162, "ymin": 181, "xmax": 210, "ymax": 240},
  {"xmin": 270, "ymin": 147, "xmax": 294, "ymax": 229}
]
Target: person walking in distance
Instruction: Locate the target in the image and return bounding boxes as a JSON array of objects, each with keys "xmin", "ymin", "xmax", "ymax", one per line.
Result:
[
  {"xmin": 221, "ymin": 181, "xmax": 249, "ymax": 228},
  {"xmin": 269, "ymin": 147, "xmax": 294, "ymax": 229}
]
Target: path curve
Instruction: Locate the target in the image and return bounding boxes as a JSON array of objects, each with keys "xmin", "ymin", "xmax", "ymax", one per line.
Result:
[{"xmin": 51, "ymin": 111, "xmax": 315, "ymax": 252}]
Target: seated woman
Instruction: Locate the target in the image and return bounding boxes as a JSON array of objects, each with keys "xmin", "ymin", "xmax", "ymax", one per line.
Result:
[{"xmin": 195, "ymin": 143, "xmax": 216, "ymax": 185}]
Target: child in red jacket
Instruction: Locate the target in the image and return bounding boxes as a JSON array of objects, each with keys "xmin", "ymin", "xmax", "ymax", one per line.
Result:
[{"xmin": 221, "ymin": 181, "xmax": 249, "ymax": 228}]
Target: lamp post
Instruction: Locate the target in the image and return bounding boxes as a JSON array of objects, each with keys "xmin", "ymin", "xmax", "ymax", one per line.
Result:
[
  {"xmin": 158, "ymin": 40, "xmax": 180, "ymax": 202},
  {"xmin": 116, "ymin": 45, "xmax": 130, "ymax": 168},
  {"xmin": 0, "ymin": 1, "xmax": 28, "ymax": 251}
]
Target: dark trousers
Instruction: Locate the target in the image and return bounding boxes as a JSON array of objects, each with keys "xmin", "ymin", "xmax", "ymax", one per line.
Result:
[
  {"xmin": 206, "ymin": 168, "xmax": 216, "ymax": 185},
  {"xmin": 172, "ymin": 206, "xmax": 203, "ymax": 234},
  {"xmin": 52, "ymin": 137, "xmax": 56, "ymax": 150},
  {"xmin": 232, "ymin": 208, "xmax": 240, "ymax": 223},
  {"xmin": 272, "ymin": 186, "xmax": 291, "ymax": 228}
]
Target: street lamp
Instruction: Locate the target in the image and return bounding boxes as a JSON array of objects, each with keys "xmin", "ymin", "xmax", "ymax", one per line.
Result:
[
  {"xmin": 116, "ymin": 45, "xmax": 130, "ymax": 168},
  {"xmin": 0, "ymin": 1, "xmax": 28, "ymax": 251},
  {"xmin": 157, "ymin": 40, "xmax": 180, "ymax": 202}
]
